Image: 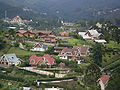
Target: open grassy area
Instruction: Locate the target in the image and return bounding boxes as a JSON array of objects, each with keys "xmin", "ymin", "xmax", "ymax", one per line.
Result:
[
  {"xmin": 60, "ymin": 38, "xmax": 92, "ymax": 47},
  {"xmin": 67, "ymin": 38, "xmax": 92, "ymax": 46},
  {"xmin": 6, "ymin": 47, "xmax": 43, "ymax": 56}
]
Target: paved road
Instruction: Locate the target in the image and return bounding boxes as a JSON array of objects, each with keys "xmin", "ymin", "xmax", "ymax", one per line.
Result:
[
  {"xmin": 19, "ymin": 67, "xmax": 66, "ymax": 78},
  {"xmin": 25, "ymin": 40, "xmax": 56, "ymax": 46}
]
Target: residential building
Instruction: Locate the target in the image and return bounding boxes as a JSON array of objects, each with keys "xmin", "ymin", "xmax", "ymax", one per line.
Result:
[
  {"xmin": 16, "ymin": 30, "xmax": 56, "ymax": 41},
  {"xmin": 58, "ymin": 48, "xmax": 79, "ymax": 60},
  {"xmin": 31, "ymin": 30, "xmax": 55, "ymax": 37},
  {"xmin": 10, "ymin": 16, "xmax": 23, "ymax": 25},
  {"xmin": 0, "ymin": 54, "xmax": 21, "ymax": 66},
  {"xmin": 54, "ymin": 47, "xmax": 66, "ymax": 53},
  {"xmin": 62, "ymin": 21, "xmax": 75, "ymax": 26},
  {"xmin": 78, "ymin": 29, "xmax": 103, "ymax": 40},
  {"xmin": 30, "ymin": 30, "xmax": 56, "ymax": 42},
  {"xmin": 29, "ymin": 54, "xmax": 55, "ymax": 66},
  {"xmin": 98, "ymin": 75, "xmax": 110, "ymax": 90},
  {"xmin": 16, "ymin": 30, "xmax": 35, "ymax": 38},
  {"xmin": 59, "ymin": 32, "xmax": 70, "ymax": 37},
  {"xmin": 31, "ymin": 43, "xmax": 48, "ymax": 51},
  {"xmin": 58, "ymin": 46, "xmax": 89, "ymax": 60},
  {"xmin": 10, "ymin": 16, "xmax": 30, "ymax": 25},
  {"xmin": 73, "ymin": 45, "xmax": 90, "ymax": 56},
  {"xmin": 85, "ymin": 30, "xmax": 102, "ymax": 40},
  {"xmin": 40, "ymin": 35, "xmax": 57, "ymax": 42}
]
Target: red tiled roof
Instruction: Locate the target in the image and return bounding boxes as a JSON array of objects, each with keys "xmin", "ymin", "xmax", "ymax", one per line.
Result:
[
  {"xmin": 59, "ymin": 62, "xmax": 65, "ymax": 66},
  {"xmin": 29, "ymin": 54, "xmax": 55, "ymax": 65},
  {"xmin": 43, "ymin": 54, "xmax": 55, "ymax": 65},
  {"xmin": 17, "ymin": 30, "xmax": 27, "ymax": 34},
  {"xmin": 29, "ymin": 55, "xmax": 43, "ymax": 64},
  {"xmin": 100, "ymin": 75, "xmax": 110, "ymax": 84},
  {"xmin": 31, "ymin": 30, "xmax": 53, "ymax": 35},
  {"xmin": 54, "ymin": 47, "xmax": 66, "ymax": 50}
]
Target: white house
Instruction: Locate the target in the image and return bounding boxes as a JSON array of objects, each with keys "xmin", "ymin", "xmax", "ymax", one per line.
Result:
[
  {"xmin": 0, "ymin": 54, "xmax": 21, "ymax": 66},
  {"xmin": 31, "ymin": 43, "xmax": 48, "ymax": 52},
  {"xmin": 78, "ymin": 29, "xmax": 102, "ymax": 40},
  {"xmin": 78, "ymin": 32, "xmax": 91, "ymax": 40},
  {"xmin": 98, "ymin": 75, "xmax": 110, "ymax": 90}
]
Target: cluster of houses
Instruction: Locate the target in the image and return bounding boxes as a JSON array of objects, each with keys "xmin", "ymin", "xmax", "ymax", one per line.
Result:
[
  {"xmin": 5, "ymin": 16, "xmax": 31, "ymax": 26},
  {"xmin": 55, "ymin": 45, "xmax": 90, "ymax": 61},
  {"xmin": 0, "ymin": 45, "xmax": 90, "ymax": 67},
  {"xmin": 61, "ymin": 21, "xmax": 75, "ymax": 26},
  {"xmin": 16, "ymin": 30, "xmax": 57, "ymax": 42},
  {"xmin": 0, "ymin": 53, "xmax": 55, "ymax": 67},
  {"xmin": 78, "ymin": 29, "xmax": 107, "ymax": 44}
]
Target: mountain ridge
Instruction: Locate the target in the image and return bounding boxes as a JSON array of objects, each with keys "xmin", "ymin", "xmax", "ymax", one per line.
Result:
[{"xmin": 0, "ymin": 0, "xmax": 120, "ymax": 21}]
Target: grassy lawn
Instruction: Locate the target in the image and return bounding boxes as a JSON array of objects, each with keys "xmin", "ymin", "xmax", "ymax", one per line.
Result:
[
  {"xmin": 60, "ymin": 38, "xmax": 92, "ymax": 47},
  {"xmin": 6, "ymin": 47, "xmax": 43, "ymax": 56}
]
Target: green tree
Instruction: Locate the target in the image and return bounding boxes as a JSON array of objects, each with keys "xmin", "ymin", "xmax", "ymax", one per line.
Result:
[
  {"xmin": 0, "ymin": 37, "xmax": 6, "ymax": 50},
  {"xmin": 84, "ymin": 63, "xmax": 101, "ymax": 89},
  {"xmin": 112, "ymin": 27, "xmax": 120, "ymax": 44},
  {"xmin": 106, "ymin": 66, "xmax": 120, "ymax": 90},
  {"xmin": 92, "ymin": 43, "xmax": 103, "ymax": 67}
]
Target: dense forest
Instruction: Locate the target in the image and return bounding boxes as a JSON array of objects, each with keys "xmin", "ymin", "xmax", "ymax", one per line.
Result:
[{"xmin": 0, "ymin": 0, "xmax": 120, "ymax": 22}]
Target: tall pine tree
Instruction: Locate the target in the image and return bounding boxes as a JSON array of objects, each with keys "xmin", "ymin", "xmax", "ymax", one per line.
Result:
[{"xmin": 92, "ymin": 43, "xmax": 103, "ymax": 67}]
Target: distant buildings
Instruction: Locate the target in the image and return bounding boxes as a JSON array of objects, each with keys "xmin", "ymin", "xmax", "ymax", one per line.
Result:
[
  {"xmin": 16, "ymin": 30, "xmax": 35, "ymax": 38},
  {"xmin": 0, "ymin": 54, "xmax": 21, "ymax": 66},
  {"xmin": 61, "ymin": 21, "xmax": 75, "ymax": 26},
  {"xmin": 16, "ymin": 30, "xmax": 57, "ymax": 42},
  {"xmin": 10, "ymin": 16, "xmax": 31, "ymax": 25}
]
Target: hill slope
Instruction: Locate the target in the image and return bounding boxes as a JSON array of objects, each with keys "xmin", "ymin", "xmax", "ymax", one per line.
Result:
[{"xmin": 0, "ymin": 0, "xmax": 120, "ymax": 21}]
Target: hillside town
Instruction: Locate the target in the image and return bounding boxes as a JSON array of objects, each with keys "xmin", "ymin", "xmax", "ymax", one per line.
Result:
[{"xmin": 0, "ymin": 2, "xmax": 120, "ymax": 89}]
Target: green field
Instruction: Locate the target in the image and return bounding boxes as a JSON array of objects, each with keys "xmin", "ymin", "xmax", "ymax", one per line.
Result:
[
  {"xmin": 0, "ymin": 47, "xmax": 43, "ymax": 56},
  {"xmin": 60, "ymin": 38, "xmax": 92, "ymax": 47}
]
